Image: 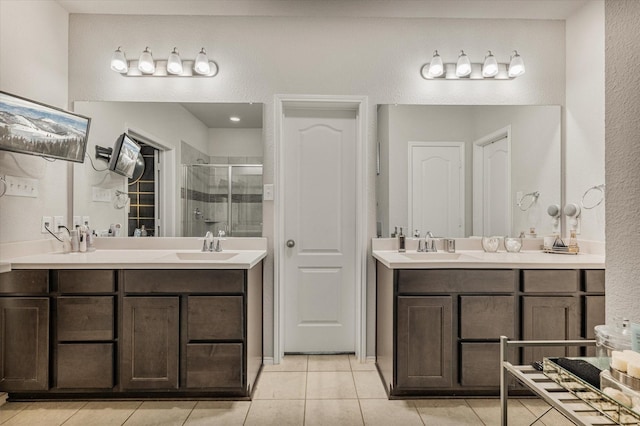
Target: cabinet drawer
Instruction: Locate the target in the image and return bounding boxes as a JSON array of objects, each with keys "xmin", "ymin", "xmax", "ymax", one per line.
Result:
[
  {"xmin": 124, "ymin": 270, "xmax": 244, "ymax": 294},
  {"xmin": 57, "ymin": 343, "xmax": 113, "ymax": 389},
  {"xmin": 397, "ymin": 269, "xmax": 515, "ymax": 294},
  {"xmin": 585, "ymin": 270, "xmax": 605, "ymax": 293},
  {"xmin": 186, "ymin": 343, "xmax": 243, "ymax": 389},
  {"xmin": 460, "ymin": 296, "xmax": 515, "ymax": 339},
  {"xmin": 522, "ymin": 270, "xmax": 578, "ymax": 293},
  {"xmin": 57, "ymin": 270, "xmax": 115, "ymax": 293},
  {"xmin": 188, "ymin": 296, "xmax": 243, "ymax": 341},
  {"xmin": 0, "ymin": 270, "xmax": 48, "ymax": 294},
  {"xmin": 460, "ymin": 343, "xmax": 501, "ymax": 387},
  {"xmin": 57, "ymin": 297, "xmax": 114, "ymax": 341}
]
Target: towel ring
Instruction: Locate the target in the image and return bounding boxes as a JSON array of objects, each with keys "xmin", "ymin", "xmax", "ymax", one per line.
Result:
[
  {"xmin": 581, "ymin": 184, "xmax": 605, "ymax": 209},
  {"xmin": 517, "ymin": 191, "xmax": 540, "ymax": 211}
]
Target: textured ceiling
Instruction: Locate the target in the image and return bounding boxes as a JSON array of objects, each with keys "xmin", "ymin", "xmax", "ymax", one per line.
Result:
[{"xmin": 57, "ymin": 0, "xmax": 588, "ymax": 20}]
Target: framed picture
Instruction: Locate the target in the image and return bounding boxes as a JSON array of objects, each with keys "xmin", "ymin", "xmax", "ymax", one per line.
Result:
[{"xmin": 0, "ymin": 91, "xmax": 91, "ymax": 163}]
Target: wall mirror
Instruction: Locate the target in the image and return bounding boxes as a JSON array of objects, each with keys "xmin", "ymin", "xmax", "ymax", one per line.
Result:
[
  {"xmin": 377, "ymin": 104, "xmax": 561, "ymax": 238},
  {"xmin": 72, "ymin": 101, "xmax": 264, "ymax": 237}
]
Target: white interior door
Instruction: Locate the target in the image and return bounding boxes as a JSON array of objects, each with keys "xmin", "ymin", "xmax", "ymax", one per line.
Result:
[
  {"xmin": 481, "ymin": 136, "xmax": 510, "ymax": 236},
  {"xmin": 283, "ymin": 108, "xmax": 357, "ymax": 353},
  {"xmin": 408, "ymin": 142, "xmax": 464, "ymax": 237}
]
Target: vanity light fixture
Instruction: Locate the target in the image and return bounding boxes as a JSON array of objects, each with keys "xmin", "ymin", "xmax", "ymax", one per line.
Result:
[
  {"xmin": 423, "ymin": 50, "xmax": 444, "ymax": 78},
  {"xmin": 508, "ymin": 50, "xmax": 526, "ymax": 77},
  {"xmin": 138, "ymin": 47, "xmax": 155, "ymax": 74},
  {"xmin": 421, "ymin": 49, "xmax": 525, "ymax": 80},
  {"xmin": 456, "ymin": 50, "xmax": 472, "ymax": 77},
  {"xmin": 166, "ymin": 48, "xmax": 183, "ymax": 75},
  {"xmin": 482, "ymin": 51, "xmax": 499, "ymax": 77},
  {"xmin": 110, "ymin": 46, "xmax": 219, "ymax": 77},
  {"xmin": 110, "ymin": 47, "xmax": 128, "ymax": 73}
]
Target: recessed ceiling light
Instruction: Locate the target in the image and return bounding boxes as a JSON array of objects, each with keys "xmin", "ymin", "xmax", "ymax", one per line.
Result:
[{"xmin": 230, "ymin": 116, "xmax": 241, "ymax": 122}]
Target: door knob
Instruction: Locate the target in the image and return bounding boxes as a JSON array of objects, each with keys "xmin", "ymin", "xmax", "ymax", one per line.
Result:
[{"xmin": 286, "ymin": 239, "xmax": 295, "ymax": 248}]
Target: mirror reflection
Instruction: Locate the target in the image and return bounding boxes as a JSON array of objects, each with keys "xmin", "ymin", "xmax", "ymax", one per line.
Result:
[
  {"xmin": 376, "ymin": 105, "xmax": 561, "ymax": 238},
  {"xmin": 73, "ymin": 101, "xmax": 263, "ymax": 237}
]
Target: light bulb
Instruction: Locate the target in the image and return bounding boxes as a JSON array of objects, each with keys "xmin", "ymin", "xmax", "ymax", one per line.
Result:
[
  {"xmin": 482, "ymin": 50, "xmax": 499, "ymax": 77},
  {"xmin": 110, "ymin": 47, "xmax": 128, "ymax": 73},
  {"xmin": 455, "ymin": 50, "xmax": 471, "ymax": 77},
  {"xmin": 138, "ymin": 47, "xmax": 155, "ymax": 74},
  {"xmin": 166, "ymin": 48, "xmax": 183, "ymax": 75},
  {"xmin": 508, "ymin": 50, "xmax": 525, "ymax": 77},
  {"xmin": 427, "ymin": 50, "xmax": 444, "ymax": 77},
  {"xmin": 194, "ymin": 48, "xmax": 211, "ymax": 75}
]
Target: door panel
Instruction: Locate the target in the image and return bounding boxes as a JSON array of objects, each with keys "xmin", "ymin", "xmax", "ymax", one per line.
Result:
[
  {"xmin": 283, "ymin": 108, "xmax": 356, "ymax": 352},
  {"xmin": 409, "ymin": 143, "xmax": 464, "ymax": 237}
]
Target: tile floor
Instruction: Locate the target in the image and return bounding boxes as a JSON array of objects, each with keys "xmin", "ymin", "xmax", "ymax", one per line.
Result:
[{"xmin": 0, "ymin": 355, "xmax": 575, "ymax": 425}]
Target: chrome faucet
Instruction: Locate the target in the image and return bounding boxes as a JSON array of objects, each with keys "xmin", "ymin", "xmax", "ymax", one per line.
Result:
[
  {"xmin": 212, "ymin": 229, "xmax": 225, "ymax": 252},
  {"xmin": 202, "ymin": 231, "xmax": 213, "ymax": 252},
  {"xmin": 425, "ymin": 231, "xmax": 438, "ymax": 252}
]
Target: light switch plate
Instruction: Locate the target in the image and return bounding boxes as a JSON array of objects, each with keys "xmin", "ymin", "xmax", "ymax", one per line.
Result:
[
  {"xmin": 73, "ymin": 216, "xmax": 82, "ymax": 229},
  {"xmin": 92, "ymin": 186, "xmax": 111, "ymax": 202},
  {"xmin": 263, "ymin": 184, "xmax": 274, "ymax": 201},
  {"xmin": 5, "ymin": 175, "xmax": 39, "ymax": 198}
]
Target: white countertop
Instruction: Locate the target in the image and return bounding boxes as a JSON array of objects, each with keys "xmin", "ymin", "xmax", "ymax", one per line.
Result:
[
  {"xmin": 0, "ymin": 237, "xmax": 267, "ymax": 271},
  {"xmin": 372, "ymin": 249, "xmax": 605, "ymax": 269}
]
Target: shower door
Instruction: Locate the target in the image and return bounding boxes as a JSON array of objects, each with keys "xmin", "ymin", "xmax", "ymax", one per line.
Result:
[{"xmin": 182, "ymin": 164, "xmax": 262, "ymax": 237}]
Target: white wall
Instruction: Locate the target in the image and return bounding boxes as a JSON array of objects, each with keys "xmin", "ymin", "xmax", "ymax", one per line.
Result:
[
  {"xmin": 0, "ymin": 0, "xmax": 69, "ymax": 243},
  {"xmin": 605, "ymin": 0, "xmax": 640, "ymax": 323},
  {"xmin": 66, "ymin": 14, "xmax": 566, "ymax": 358},
  {"xmin": 566, "ymin": 1, "xmax": 605, "ymax": 241},
  {"xmin": 72, "ymin": 101, "xmax": 210, "ymax": 235},
  {"xmin": 208, "ymin": 128, "xmax": 262, "ymax": 159}
]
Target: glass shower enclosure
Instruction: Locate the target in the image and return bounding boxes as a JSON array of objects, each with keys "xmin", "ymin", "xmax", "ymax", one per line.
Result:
[{"xmin": 182, "ymin": 164, "xmax": 263, "ymax": 237}]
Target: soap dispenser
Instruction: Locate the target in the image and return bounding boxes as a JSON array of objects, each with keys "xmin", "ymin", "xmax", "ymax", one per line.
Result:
[{"xmin": 398, "ymin": 227, "xmax": 406, "ymax": 253}]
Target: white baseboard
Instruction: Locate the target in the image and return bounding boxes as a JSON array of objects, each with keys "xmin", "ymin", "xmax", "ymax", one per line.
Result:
[{"xmin": 263, "ymin": 357, "xmax": 275, "ymax": 365}]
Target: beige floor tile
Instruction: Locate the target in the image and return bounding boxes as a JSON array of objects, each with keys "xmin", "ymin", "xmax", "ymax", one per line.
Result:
[
  {"xmin": 244, "ymin": 400, "xmax": 305, "ymax": 426},
  {"xmin": 304, "ymin": 399, "xmax": 364, "ymax": 426},
  {"xmin": 359, "ymin": 399, "xmax": 424, "ymax": 426},
  {"xmin": 308, "ymin": 354, "xmax": 351, "ymax": 371},
  {"xmin": 63, "ymin": 401, "xmax": 141, "ymax": 426},
  {"xmin": 263, "ymin": 355, "xmax": 308, "ymax": 372},
  {"xmin": 0, "ymin": 402, "xmax": 30, "ymax": 424},
  {"xmin": 122, "ymin": 401, "xmax": 196, "ymax": 426},
  {"xmin": 183, "ymin": 401, "xmax": 250, "ymax": 425},
  {"xmin": 349, "ymin": 354, "xmax": 377, "ymax": 371},
  {"xmin": 306, "ymin": 371, "xmax": 358, "ymax": 399},
  {"xmin": 466, "ymin": 398, "xmax": 538, "ymax": 426},
  {"xmin": 518, "ymin": 398, "xmax": 576, "ymax": 426},
  {"xmin": 353, "ymin": 371, "xmax": 387, "ymax": 399},
  {"xmin": 253, "ymin": 371, "xmax": 307, "ymax": 399},
  {"xmin": 2, "ymin": 401, "xmax": 86, "ymax": 426},
  {"xmin": 414, "ymin": 399, "xmax": 484, "ymax": 425}
]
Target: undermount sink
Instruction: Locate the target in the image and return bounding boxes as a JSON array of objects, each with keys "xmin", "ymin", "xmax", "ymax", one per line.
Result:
[
  {"xmin": 174, "ymin": 252, "xmax": 238, "ymax": 261},
  {"xmin": 401, "ymin": 252, "xmax": 464, "ymax": 261}
]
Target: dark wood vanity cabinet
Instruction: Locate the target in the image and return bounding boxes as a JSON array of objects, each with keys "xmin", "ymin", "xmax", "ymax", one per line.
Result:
[
  {"xmin": 54, "ymin": 270, "xmax": 116, "ymax": 390},
  {"xmin": 1, "ymin": 262, "xmax": 263, "ymax": 400},
  {"xmin": 0, "ymin": 270, "xmax": 49, "ymax": 392},
  {"xmin": 376, "ymin": 264, "xmax": 605, "ymax": 397}
]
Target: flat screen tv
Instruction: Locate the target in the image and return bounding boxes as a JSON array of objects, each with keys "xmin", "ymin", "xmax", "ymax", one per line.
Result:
[
  {"xmin": 0, "ymin": 91, "xmax": 90, "ymax": 163},
  {"xmin": 109, "ymin": 133, "xmax": 141, "ymax": 178}
]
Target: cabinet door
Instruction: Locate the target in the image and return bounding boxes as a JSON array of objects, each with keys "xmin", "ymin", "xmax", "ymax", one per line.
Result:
[
  {"xmin": 585, "ymin": 295, "xmax": 605, "ymax": 356},
  {"xmin": 0, "ymin": 298, "xmax": 49, "ymax": 391},
  {"xmin": 121, "ymin": 297, "xmax": 179, "ymax": 390},
  {"xmin": 397, "ymin": 296, "xmax": 453, "ymax": 388},
  {"xmin": 522, "ymin": 296, "xmax": 580, "ymax": 363}
]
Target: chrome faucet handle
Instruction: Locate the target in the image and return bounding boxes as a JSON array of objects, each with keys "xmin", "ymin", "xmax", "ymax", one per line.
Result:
[
  {"xmin": 203, "ymin": 231, "xmax": 214, "ymax": 251},
  {"xmin": 425, "ymin": 231, "xmax": 437, "ymax": 252},
  {"xmin": 213, "ymin": 237, "xmax": 223, "ymax": 252},
  {"xmin": 417, "ymin": 238, "xmax": 425, "ymax": 252}
]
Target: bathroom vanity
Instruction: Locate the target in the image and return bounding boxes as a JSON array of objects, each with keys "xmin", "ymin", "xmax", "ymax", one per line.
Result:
[
  {"xmin": 373, "ymin": 240, "xmax": 606, "ymax": 397},
  {"xmin": 0, "ymin": 239, "xmax": 266, "ymax": 400}
]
